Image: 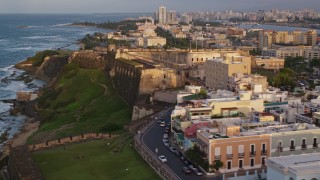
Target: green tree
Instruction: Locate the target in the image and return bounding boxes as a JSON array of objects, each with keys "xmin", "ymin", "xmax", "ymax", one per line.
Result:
[
  {"xmin": 185, "ymin": 146, "xmax": 209, "ymax": 171},
  {"xmin": 210, "ymin": 160, "xmax": 224, "ymax": 171},
  {"xmin": 198, "ymin": 89, "xmax": 207, "ymax": 98}
]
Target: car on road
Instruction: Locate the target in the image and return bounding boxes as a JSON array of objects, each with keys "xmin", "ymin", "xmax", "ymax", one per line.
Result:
[
  {"xmin": 160, "ymin": 121, "xmax": 165, "ymax": 127},
  {"xmin": 163, "ymin": 134, "xmax": 168, "ymax": 139},
  {"xmin": 163, "ymin": 139, "xmax": 169, "ymax": 146},
  {"xmin": 184, "ymin": 160, "xmax": 190, "ymax": 166},
  {"xmin": 175, "ymin": 151, "xmax": 182, "ymax": 157},
  {"xmin": 158, "ymin": 155, "xmax": 167, "ymax": 162},
  {"xmin": 192, "ymin": 168, "xmax": 204, "ymax": 176},
  {"xmin": 169, "ymin": 147, "xmax": 178, "ymax": 153},
  {"xmin": 182, "ymin": 167, "xmax": 192, "ymax": 174}
]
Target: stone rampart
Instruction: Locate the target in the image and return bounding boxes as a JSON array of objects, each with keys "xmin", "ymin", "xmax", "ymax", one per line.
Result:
[{"xmin": 28, "ymin": 133, "xmax": 118, "ymax": 151}]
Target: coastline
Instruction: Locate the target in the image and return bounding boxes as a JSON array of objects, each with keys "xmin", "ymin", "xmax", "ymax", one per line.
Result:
[{"xmin": 0, "ymin": 58, "xmax": 46, "ymax": 157}]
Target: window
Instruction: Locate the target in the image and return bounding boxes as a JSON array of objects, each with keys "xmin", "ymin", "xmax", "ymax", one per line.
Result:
[
  {"xmin": 302, "ymin": 138, "xmax": 307, "ymax": 149},
  {"xmin": 290, "ymin": 140, "xmax": 295, "ymax": 151},
  {"xmin": 215, "ymin": 147, "xmax": 221, "ymax": 159},
  {"xmin": 227, "ymin": 146, "xmax": 232, "ymax": 154},
  {"xmin": 314, "ymin": 137, "xmax": 318, "ymax": 148},
  {"xmin": 250, "ymin": 144, "xmax": 255, "ymax": 156},
  {"xmin": 239, "ymin": 160, "xmax": 243, "ymax": 168},
  {"xmin": 227, "ymin": 161, "xmax": 232, "ymax": 169},
  {"xmin": 262, "ymin": 143, "xmax": 266, "ymax": 152},
  {"xmin": 250, "ymin": 158, "xmax": 254, "ymax": 167},
  {"xmin": 262, "ymin": 157, "xmax": 265, "ymax": 166}
]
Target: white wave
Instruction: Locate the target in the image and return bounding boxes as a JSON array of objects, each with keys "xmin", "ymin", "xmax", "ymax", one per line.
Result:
[
  {"xmin": 53, "ymin": 23, "xmax": 72, "ymax": 27},
  {"xmin": 5, "ymin": 46, "xmax": 32, "ymax": 51},
  {"xmin": 0, "ymin": 65, "xmax": 15, "ymax": 72},
  {"xmin": 21, "ymin": 35, "xmax": 60, "ymax": 39},
  {"xmin": 28, "ymin": 25, "xmax": 44, "ymax": 28}
]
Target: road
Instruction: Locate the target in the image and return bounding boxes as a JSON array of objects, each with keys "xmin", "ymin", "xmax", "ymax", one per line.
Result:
[{"xmin": 142, "ymin": 110, "xmax": 222, "ymax": 180}]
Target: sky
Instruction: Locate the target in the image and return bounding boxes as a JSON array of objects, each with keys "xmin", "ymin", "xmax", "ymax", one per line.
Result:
[{"xmin": 0, "ymin": 0, "xmax": 319, "ymax": 14}]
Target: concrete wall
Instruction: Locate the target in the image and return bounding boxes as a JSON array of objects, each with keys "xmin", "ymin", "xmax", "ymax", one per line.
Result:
[
  {"xmin": 140, "ymin": 68, "xmax": 184, "ymax": 94},
  {"xmin": 28, "ymin": 133, "xmax": 118, "ymax": 151},
  {"xmin": 132, "ymin": 106, "xmax": 154, "ymax": 121},
  {"xmin": 71, "ymin": 51, "xmax": 105, "ymax": 69}
]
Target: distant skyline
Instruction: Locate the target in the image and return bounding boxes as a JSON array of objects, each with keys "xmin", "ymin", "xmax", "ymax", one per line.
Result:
[{"xmin": 0, "ymin": 0, "xmax": 319, "ymax": 14}]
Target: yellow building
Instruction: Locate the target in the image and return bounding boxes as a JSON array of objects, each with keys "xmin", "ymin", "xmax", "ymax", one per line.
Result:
[
  {"xmin": 197, "ymin": 127, "xmax": 270, "ymax": 173},
  {"xmin": 207, "ymin": 91, "xmax": 264, "ymax": 116},
  {"xmin": 253, "ymin": 56, "xmax": 285, "ymax": 70},
  {"xmin": 205, "ymin": 56, "xmax": 251, "ymax": 90}
]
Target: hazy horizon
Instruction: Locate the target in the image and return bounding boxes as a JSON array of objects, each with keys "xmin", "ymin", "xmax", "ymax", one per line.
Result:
[{"xmin": 0, "ymin": 0, "xmax": 319, "ymax": 14}]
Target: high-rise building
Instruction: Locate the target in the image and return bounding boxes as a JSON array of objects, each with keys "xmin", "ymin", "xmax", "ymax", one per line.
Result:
[
  {"xmin": 158, "ymin": 6, "xmax": 167, "ymax": 25},
  {"xmin": 259, "ymin": 30, "xmax": 273, "ymax": 49},
  {"xmin": 306, "ymin": 29, "xmax": 317, "ymax": 47},
  {"xmin": 167, "ymin": 10, "xmax": 177, "ymax": 24}
]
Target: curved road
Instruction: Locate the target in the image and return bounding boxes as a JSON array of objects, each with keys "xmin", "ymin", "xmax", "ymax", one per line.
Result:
[{"xmin": 142, "ymin": 110, "xmax": 222, "ymax": 180}]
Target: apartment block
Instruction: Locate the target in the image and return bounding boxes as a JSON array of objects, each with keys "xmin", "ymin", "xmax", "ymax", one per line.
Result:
[{"xmin": 205, "ymin": 57, "xmax": 251, "ymax": 90}]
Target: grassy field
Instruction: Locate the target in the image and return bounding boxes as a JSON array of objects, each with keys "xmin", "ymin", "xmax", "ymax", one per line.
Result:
[
  {"xmin": 32, "ymin": 137, "xmax": 160, "ymax": 180},
  {"xmin": 28, "ymin": 65, "xmax": 131, "ymax": 143}
]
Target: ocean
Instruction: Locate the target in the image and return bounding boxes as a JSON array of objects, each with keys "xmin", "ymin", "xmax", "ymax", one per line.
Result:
[{"xmin": 0, "ymin": 13, "xmax": 149, "ymax": 148}]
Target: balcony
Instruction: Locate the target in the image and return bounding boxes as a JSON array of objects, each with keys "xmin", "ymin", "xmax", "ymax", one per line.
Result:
[
  {"xmin": 214, "ymin": 155, "xmax": 221, "ymax": 160},
  {"xmin": 261, "ymin": 150, "xmax": 267, "ymax": 155},
  {"xmin": 313, "ymin": 143, "xmax": 318, "ymax": 148},
  {"xmin": 226, "ymin": 154, "xmax": 233, "ymax": 159},
  {"xmin": 277, "ymin": 146, "xmax": 283, "ymax": 152},
  {"xmin": 290, "ymin": 146, "xmax": 295, "ymax": 151},
  {"xmin": 250, "ymin": 151, "xmax": 256, "ymax": 157},
  {"xmin": 301, "ymin": 144, "xmax": 307, "ymax": 150},
  {"xmin": 238, "ymin": 153, "xmax": 245, "ymax": 158}
]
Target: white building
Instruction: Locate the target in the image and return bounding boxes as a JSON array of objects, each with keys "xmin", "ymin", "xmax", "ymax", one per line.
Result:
[{"xmin": 267, "ymin": 153, "xmax": 320, "ymax": 180}]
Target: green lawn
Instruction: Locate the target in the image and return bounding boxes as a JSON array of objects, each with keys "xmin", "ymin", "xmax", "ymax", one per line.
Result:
[
  {"xmin": 32, "ymin": 138, "xmax": 160, "ymax": 180},
  {"xmin": 29, "ymin": 66, "xmax": 132, "ymax": 143}
]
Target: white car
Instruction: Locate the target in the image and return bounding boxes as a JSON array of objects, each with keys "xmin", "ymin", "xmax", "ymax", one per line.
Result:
[
  {"xmin": 159, "ymin": 155, "xmax": 167, "ymax": 162},
  {"xmin": 160, "ymin": 121, "xmax": 165, "ymax": 127},
  {"xmin": 163, "ymin": 134, "xmax": 168, "ymax": 139},
  {"xmin": 163, "ymin": 139, "xmax": 169, "ymax": 146}
]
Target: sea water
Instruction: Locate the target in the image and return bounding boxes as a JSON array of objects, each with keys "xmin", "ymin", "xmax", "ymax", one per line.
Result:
[{"xmin": 0, "ymin": 13, "xmax": 148, "ymax": 148}]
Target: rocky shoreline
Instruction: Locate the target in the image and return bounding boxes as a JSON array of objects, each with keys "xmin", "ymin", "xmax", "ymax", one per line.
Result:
[{"xmin": 0, "ymin": 59, "xmax": 45, "ymax": 157}]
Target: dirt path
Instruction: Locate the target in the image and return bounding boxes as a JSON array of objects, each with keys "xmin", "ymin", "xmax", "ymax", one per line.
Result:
[{"xmin": 9, "ymin": 119, "xmax": 40, "ymax": 148}]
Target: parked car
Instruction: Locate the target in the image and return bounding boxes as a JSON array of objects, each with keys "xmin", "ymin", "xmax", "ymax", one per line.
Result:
[
  {"xmin": 169, "ymin": 147, "xmax": 178, "ymax": 153},
  {"xmin": 163, "ymin": 139, "xmax": 169, "ymax": 146},
  {"xmin": 160, "ymin": 121, "xmax": 165, "ymax": 127},
  {"xmin": 192, "ymin": 168, "xmax": 203, "ymax": 176},
  {"xmin": 163, "ymin": 134, "xmax": 168, "ymax": 139},
  {"xmin": 158, "ymin": 155, "xmax": 167, "ymax": 162},
  {"xmin": 175, "ymin": 151, "xmax": 182, "ymax": 157},
  {"xmin": 184, "ymin": 160, "xmax": 190, "ymax": 166},
  {"xmin": 181, "ymin": 167, "xmax": 192, "ymax": 174},
  {"xmin": 180, "ymin": 156, "xmax": 185, "ymax": 161}
]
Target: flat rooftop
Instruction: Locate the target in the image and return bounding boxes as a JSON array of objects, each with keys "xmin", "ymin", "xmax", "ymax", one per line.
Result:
[
  {"xmin": 198, "ymin": 123, "xmax": 320, "ymax": 139},
  {"xmin": 267, "ymin": 153, "xmax": 320, "ymax": 175}
]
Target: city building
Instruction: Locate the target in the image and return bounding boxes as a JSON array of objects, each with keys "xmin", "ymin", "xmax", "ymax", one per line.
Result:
[
  {"xmin": 306, "ymin": 29, "xmax": 318, "ymax": 47},
  {"xmin": 252, "ymin": 56, "xmax": 285, "ymax": 70},
  {"xmin": 197, "ymin": 123, "xmax": 320, "ymax": 173},
  {"xmin": 158, "ymin": 6, "xmax": 167, "ymax": 25},
  {"xmin": 205, "ymin": 57, "xmax": 251, "ymax": 90},
  {"xmin": 267, "ymin": 153, "xmax": 320, "ymax": 180}
]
